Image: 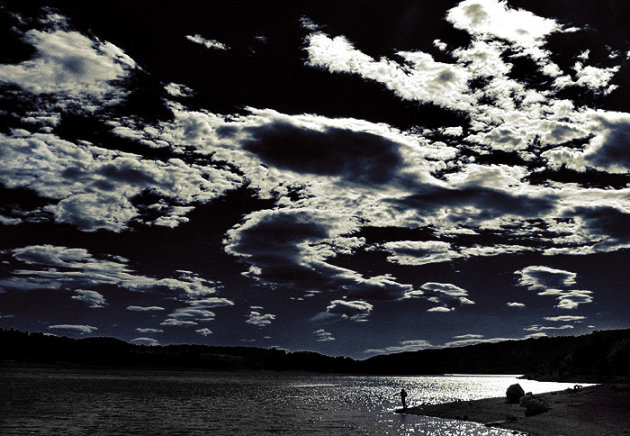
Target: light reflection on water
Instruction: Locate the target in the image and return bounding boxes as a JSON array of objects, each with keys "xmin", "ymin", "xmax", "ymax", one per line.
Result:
[{"xmin": 1, "ymin": 369, "xmax": 581, "ymax": 435}]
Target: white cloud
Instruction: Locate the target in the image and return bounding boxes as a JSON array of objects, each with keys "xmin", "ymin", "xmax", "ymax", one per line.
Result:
[
  {"xmin": 167, "ymin": 307, "xmax": 215, "ymax": 322},
  {"xmin": 524, "ymin": 324, "xmax": 574, "ymax": 332},
  {"xmin": 313, "ymin": 329, "xmax": 335, "ymax": 342},
  {"xmin": 543, "ymin": 315, "xmax": 586, "ymax": 322},
  {"xmin": 48, "ymin": 324, "xmax": 97, "ymax": 334},
  {"xmin": 515, "ymin": 265, "xmax": 593, "ymax": 310},
  {"xmin": 195, "ymin": 328, "xmax": 213, "ymax": 336},
  {"xmin": 185, "ymin": 34, "xmax": 229, "ymax": 51},
  {"xmin": 160, "ymin": 319, "xmax": 197, "ymax": 327},
  {"xmin": 0, "ymin": 245, "xmax": 221, "ymax": 299},
  {"xmin": 515, "ymin": 265, "xmax": 577, "ymax": 291},
  {"xmin": 507, "ymin": 301, "xmax": 525, "ymax": 308},
  {"xmin": 427, "ymin": 306, "xmax": 454, "ymax": 313},
  {"xmin": 0, "ymin": 28, "xmax": 134, "ymax": 102},
  {"xmin": 446, "ymin": 0, "xmax": 560, "ymax": 52},
  {"xmin": 0, "ymin": 131, "xmax": 241, "ymax": 232},
  {"xmin": 164, "ymin": 82, "xmax": 193, "ymax": 98},
  {"xmin": 381, "ymin": 240, "xmax": 462, "ymax": 266},
  {"xmin": 71, "ymin": 289, "xmax": 107, "ymax": 308},
  {"xmin": 136, "ymin": 328, "xmax": 163, "ymax": 333},
  {"xmin": 127, "ymin": 306, "xmax": 165, "ymax": 312},
  {"xmin": 305, "ymin": 32, "xmax": 472, "ymax": 111},
  {"xmin": 245, "ymin": 308, "xmax": 276, "ymax": 327},
  {"xmin": 452, "ymin": 334, "xmax": 484, "ymax": 340},
  {"xmin": 326, "ymin": 299, "xmax": 373, "ymax": 322},
  {"xmin": 364, "ymin": 339, "xmax": 435, "ymax": 355},
  {"xmin": 405, "ymin": 282, "xmax": 475, "ymax": 312},
  {"xmin": 131, "ymin": 337, "xmax": 160, "ymax": 346}
]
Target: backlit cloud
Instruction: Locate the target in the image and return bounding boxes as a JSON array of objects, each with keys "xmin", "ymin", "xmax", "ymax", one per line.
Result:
[
  {"xmin": 71, "ymin": 290, "xmax": 106, "ymax": 308},
  {"xmin": 195, "ymin": 328, "xmax": 213, "ymax": 336},
  {"xmin": 48, "ymin": 324, "xmax": 97, "ymax": 335},
  {"xmin": 245, "ymin": 307, "xmax": 276, "ymax": 327},
  {"xmin": 326, "ymin": 300, "xmax": 373, "ymax": 322},
  {"xmin": 131, "ymin": 337, "xmax": 159, "ymax": 346},
  {"xmin": 515, "ymin": 266, "xmax": 577, "ymax": 291},
  {"xmin": 185, "ymin": 34, "xmax": 229, "ymax": 51},
  {"xmin": 313, "ymin": 329, "xmax": 335, "ymax": 342}
]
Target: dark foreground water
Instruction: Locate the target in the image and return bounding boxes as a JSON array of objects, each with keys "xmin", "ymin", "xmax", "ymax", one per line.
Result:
[{"xmin": 0, "ymin": 368, "xmax": 579, "ymax": 435}]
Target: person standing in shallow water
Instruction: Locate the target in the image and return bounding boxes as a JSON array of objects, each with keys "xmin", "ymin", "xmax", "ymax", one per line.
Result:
[{"xmin": 400, "ymin": 388, "xmax": 408, "ymax": 410}]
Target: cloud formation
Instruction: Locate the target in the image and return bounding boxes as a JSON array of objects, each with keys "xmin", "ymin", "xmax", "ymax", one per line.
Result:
[
  {"xmin": 48, "ymin": 324, "xmax": 97, "ymax": 335},
  {"xmin": 71, "ymin": 290, "xmax": 107, "ymax": 308},
  {"xmin": 0, "ymin": 245, "xmax": 221, "ymax": 299},
  {"xmin": 326, "ymin": 300, "xmax": 373, "ymax": 322},
  {"xmin": 245, "ymin": 308, "xmax": 276, "ymax": 327},
  {"xmin": 313, "ymin": 329, "xmax": 335, "ymax": 342}
]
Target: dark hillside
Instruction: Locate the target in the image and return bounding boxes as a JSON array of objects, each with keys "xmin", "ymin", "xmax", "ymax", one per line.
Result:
[{"xmin": 2, "ymin": 328, "xmax": 629, "ymax": 380}]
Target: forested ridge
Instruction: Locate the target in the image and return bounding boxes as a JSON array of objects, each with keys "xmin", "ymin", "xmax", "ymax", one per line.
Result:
[{"xmin": 2, "ymin": 328, "xmax": 629, "ymax": 381}]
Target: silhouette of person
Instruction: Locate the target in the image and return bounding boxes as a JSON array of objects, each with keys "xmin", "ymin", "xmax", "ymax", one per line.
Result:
[{"xmin": 400, "ymin": 388, "xmax": 407, "ymax": 410}]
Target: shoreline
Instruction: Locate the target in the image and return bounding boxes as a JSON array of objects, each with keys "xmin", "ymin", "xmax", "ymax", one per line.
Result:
[{"xmin": 401, "ymin": 384, "xmax": 630, "ymax": 435}]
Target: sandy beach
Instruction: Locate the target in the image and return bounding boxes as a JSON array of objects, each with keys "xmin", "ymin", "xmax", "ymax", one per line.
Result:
[{"xmin": 402, "ymin": 384, "xmax": 630, "ymax": 436}]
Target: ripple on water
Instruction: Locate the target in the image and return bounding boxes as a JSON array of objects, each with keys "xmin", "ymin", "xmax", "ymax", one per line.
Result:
[{"xmin": 2, "ymin": 369, "xmax": 579, "ymax": 435}]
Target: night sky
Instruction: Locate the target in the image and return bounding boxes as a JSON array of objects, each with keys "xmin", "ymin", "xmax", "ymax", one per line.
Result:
[{"xmin": 1, "ymin": 0, "xmax": 630, "ymax": 359}]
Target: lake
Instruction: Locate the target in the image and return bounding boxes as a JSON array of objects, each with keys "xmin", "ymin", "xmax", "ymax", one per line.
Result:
[{"xmin": 0, "ymin": 368, "xmax": 581, "ymax": 435}]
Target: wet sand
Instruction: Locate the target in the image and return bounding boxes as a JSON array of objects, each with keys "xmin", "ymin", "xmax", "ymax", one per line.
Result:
[{"xmin": 401, "ymin": 384, "xmax": 630, "ymax": 435}]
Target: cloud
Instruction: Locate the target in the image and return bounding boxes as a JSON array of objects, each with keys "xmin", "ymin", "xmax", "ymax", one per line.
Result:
[
  {"xmin": 393, "ymin": 186, "xmax": 557, "ymax": 223},
  {"xmin": 305, "ymin": 31, "xmax": 472, "ymax": 111},
  {"xmin": 539, "ymin": 289, "xmax": 594, "ymax": 310},
  {"xmin": 195, "ymin": 328, "xmax": 213, "ymax": 336},
  {"xmin": 380, "ymin": 241, "xmax": 462, "ymax": 266},
  {"xmin": 48, "ymin": 324, "xmax": 97, "ymax": 334},
  {"xmin": 313, "ymin": 329, "xmax": 335, "ymax": 342},
  {"xmin": 0, "ymin": 245, "xmax": 221, "ymax": 299},
  {"xmin": 71, "ymin": 290, "xmax": 107, "ymax": 308},
  {"xmin": 245, "ymin": 308, "xmax": 276, "ymax": 327},
  {"xmin": 452, "ymin": 334, "xmax": 484, "ymax": 340},
  {"xmin": 507, "ymin": 302, "xmax": 525, "ymax": 308},
  {"xmin": 164, "ymin": 82, "xmax": 193, "ymax": 98},
  {"xmin": 131, "ymin": 337, "xmax": 160, "ymax": 346},
  {"xmin": 364, "ymin": 332, "xmax": 555, "ymax": 355},
  {"xmin": 515, "ymin": 265, "xmax": 577, "ymax": 291},
  {"xmin": 524, "ymin": 324, "xmax": 574, "ymax": 332},
  {"xmin": 516, "ymin": 265, "xmax": 593, "ymax": 310},
  {"xmin": 427, "ymin": 306, "xmax": 454, "ymax": 313},
  {"xmin": 185, "ymin": 34, "xmax": 229, "ymax": 51},
  {"xmin": 166, "ymin": 307, "xmax": 215, "ymax": 322},
  {"xmin": 225, "ymin": 208, "xmax": 414, "ymax": 300},
  {"xmin": 0, "ymin": 131, "xmax": 240, "ymax": 232},
  {"xmin": 160, "ymin": 319, "xmax": 197, "ymax": 327},
  {"xmin": 585, "ymin": 117, "xmax": 630, "ymax": 173},
  {"xmin": 0, "ymin": 28, "xmax": 135, "ymax": 100},
  {"xmin": 365, "ymin": 339, "xmax": 435, "ymax": 355},
  {"xmin": 127, "ymin": 306, "xmax": 165, "ymax": 312},
  {"xmin": 326, "ymin": 300, "xmax": 373, "ymax": 322},
  {"xmin": 243, "ymin": 121, "xmax": 405, "ymax": 185},
  {"xmin": 543, "ymin": 315, "xmax": 586, "ymax": 322},
  {"xmin": 405, "ymin": 282, "xmax": 475, "ymax": 311},
  {"xmin": 446, "ymin": 0, "xmax": 560, "ymax": 51},
  {"xmin": 136, "ymin": 328, "xmax": 163, "ymax": 333}
]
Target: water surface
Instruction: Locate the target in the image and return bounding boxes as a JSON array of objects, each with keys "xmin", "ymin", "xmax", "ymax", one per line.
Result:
[{"xmin": 0, "ymin": 368, "xmax": 581, "ymax": 435}]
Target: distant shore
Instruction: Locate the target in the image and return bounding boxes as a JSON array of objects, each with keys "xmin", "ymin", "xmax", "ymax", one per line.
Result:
[{"xmin": 401, "ymin": 384, "xmax": 630, "ymax": 435}]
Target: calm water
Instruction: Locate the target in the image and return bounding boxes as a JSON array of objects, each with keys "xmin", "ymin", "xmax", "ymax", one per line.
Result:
[{"xmin": 0, "ymin": 368, "xmax": 581, "ymax": 435}]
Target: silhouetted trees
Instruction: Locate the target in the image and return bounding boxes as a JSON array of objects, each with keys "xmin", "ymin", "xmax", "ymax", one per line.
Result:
[{"xmin": 2, "ymin": 328, "xmax": 629, "ymax": 380}]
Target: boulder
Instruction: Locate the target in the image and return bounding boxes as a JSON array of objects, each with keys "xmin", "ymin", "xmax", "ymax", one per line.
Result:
[
  {"xmin": 524, "ymin": 397, "xmax": 550, "ymax": 416},
  {"xmin": 519, "ymin": 392, "xmax": 534, "ymax": 407},
  {"xmin": 506, "ymin": 383, "xmax": 525, "ymax": 403}
]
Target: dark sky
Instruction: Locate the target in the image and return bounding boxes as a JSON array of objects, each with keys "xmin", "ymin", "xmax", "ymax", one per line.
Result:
[{"xmin": 1, "ymin": 0, "xmax": 630, "ymax": 358}]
